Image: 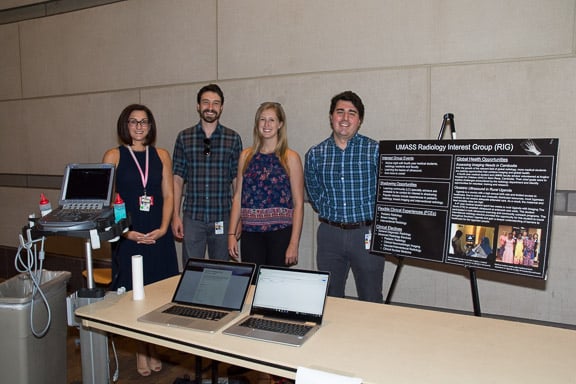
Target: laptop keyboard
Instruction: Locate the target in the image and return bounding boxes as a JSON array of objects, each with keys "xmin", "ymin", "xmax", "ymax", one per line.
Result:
[
  {"xmin": 239, "ymin": 317, "xmax": 313, "ymax": 337},
  {"xmin": 52, "ymin": 208, "xmax": 103, "ymax": 222},
  {"xmin": 163, "ymin": 305, "xmax": 227, "ymax": 321}
]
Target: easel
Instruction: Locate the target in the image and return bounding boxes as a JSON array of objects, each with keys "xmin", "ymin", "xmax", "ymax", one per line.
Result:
[
  {"xmin": 384, "ymin": 114, "xmax": 483, "ymax": 317},
  {"xmin": 27, "ymin": 215, "xmax": 129, "ymax": 384}
]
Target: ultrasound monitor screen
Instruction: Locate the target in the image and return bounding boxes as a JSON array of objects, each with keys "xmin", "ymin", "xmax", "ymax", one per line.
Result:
[{"xmin": 64, "ymin": 168, "xmax": 112, "ymax": 201}]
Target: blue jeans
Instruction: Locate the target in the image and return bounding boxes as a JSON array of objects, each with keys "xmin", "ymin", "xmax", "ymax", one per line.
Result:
[
  {"xmin": 182, "ymin": 217, "xmax": 230, "ymax": 264},
  {"xmin": 316, "ymin": 223, "xmax": 384, "ymax": 303}
]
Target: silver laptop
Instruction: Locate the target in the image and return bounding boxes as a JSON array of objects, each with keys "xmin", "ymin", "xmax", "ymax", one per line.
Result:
[
  {"xmin": 138, "ymin": 258, "xmax": 255, "ymax": 333},
  {"xmin": 37, "ymin": 163, "xmax": 115, "ymax": 232},
  {"xmin": 223, "ymin": 266, "xmax": 330, "ymax": 347}
]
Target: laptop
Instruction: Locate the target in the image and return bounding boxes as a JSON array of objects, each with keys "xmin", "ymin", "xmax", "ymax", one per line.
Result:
[
  {"xmin": 37, "ymin": 163, "xmax": 115, "ymax": 232},
  {"xmin": 138, "ymin": 258, "xmax": 255, "ymax": 333},
  {"xmin": 223, "ymin": 266, "xmax": 330, "ymax": 347}
]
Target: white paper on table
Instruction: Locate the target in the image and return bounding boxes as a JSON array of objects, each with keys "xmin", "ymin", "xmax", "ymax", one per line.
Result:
[{"xmin": 295, "ymin": 367, "xmax": 362, "ymax": 384}]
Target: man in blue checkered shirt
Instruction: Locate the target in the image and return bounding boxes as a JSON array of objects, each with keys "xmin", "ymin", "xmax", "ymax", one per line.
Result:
[
  {"xmin": 304, "ymin": 91, "xmax": 384, "ymax": 303},
  {"xmin": 172, "ymin": 84, "xmax": 242, "ymax": 263}
]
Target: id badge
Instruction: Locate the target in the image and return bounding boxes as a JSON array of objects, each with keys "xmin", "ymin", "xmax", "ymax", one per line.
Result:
[
  {"xmin": 215, "ymin": 221, "xmax": 224, "ymax": 235},
  {"xmin": 139, "ymin": 195, "xmax": 153, "ymax": 212},
  {"xmin": 365, "ymin": 230, "xmax": 372, "ymax": 250}
]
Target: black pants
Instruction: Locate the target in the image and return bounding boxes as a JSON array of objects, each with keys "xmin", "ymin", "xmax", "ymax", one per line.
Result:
[{"xmin": 240, "ymin": 226, "xmax": 293, "ymax": 272}]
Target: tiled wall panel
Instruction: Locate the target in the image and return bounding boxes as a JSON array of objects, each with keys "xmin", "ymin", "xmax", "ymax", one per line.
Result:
[
  {"xmin": 0, "ymin": 24, "xmax": 21, "ymax": 100},
  {"xmin": 431, "ymin": 58, "xmax": 576, "ymax": 189},
  {"xmin": 218, "ymin": 0, "xmax": 573, "ymax": 79},
  {"xmin": 18, "ymin": 0, "xmax": 217, "ymax": 97},
  {"xmin": 1, "ymin": 91, "xmax": 136, "ymax": 174}
]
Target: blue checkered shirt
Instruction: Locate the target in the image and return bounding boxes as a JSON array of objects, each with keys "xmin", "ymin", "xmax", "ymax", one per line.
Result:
[
  {"xmin": 172, "ymin": 122, "xmax": 242, "ymax": 222},
  {"xmin": 304, "ymin": 133, "xmax": 378, "ymax": 223}
]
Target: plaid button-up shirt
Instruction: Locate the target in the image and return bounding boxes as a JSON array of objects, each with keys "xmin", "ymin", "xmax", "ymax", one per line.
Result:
[
  {"xmin": 172, "ymin": 122, "xmax": 242, "ymax": 222},
  {"xmin": 305, "ymin": 133, "xmax": 378, "ymax": 223}
]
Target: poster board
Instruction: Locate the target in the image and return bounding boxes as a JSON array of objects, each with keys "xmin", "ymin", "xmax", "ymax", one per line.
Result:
[{"xmin": 370, "ymin": 138, "xmax": 558, "ymax": 279}]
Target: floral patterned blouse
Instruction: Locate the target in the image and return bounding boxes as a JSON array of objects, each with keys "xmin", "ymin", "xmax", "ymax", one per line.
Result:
[{"xmin": 241, "ymin": 152, "xmax": 293, "ymax": 232}]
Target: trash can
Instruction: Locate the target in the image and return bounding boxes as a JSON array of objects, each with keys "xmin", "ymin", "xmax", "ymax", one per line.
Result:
[{"xmin": 0, "ymin": 270, "xmax": 71, "ymax": 384}]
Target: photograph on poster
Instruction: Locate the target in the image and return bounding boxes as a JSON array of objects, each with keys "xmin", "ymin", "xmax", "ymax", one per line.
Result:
[
  {"xmin": 371, "ymin": 138, "xmax": 558, "ymax": 279},
  {"xmin": 449, "ymin": 223, "xmax": 495, "ymax": 261},
  {"xmin": 495, "ymin": 226, "xmax": 542, "ymax": 267}
]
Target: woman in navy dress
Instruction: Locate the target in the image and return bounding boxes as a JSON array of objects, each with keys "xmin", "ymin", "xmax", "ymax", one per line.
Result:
[{"xmin": 103, "ymin": 104, "xmax": 178, "ymax": 376}]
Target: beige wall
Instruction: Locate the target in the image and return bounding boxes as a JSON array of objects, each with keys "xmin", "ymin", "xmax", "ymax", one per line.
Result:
[{"xmin": 1, "ymin": 0, "xmax": 575, "ymax": 325}]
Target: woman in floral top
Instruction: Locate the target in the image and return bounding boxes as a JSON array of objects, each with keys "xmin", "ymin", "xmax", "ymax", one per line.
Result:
[{"xmin": 228, "ymin": 102, "xmax": 304, "ymax": 271}]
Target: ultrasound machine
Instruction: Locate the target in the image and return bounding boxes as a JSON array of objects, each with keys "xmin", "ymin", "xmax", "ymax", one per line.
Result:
[{"xmin": 23, "ymin": 163, "xmax": 129, "ymax": 384}]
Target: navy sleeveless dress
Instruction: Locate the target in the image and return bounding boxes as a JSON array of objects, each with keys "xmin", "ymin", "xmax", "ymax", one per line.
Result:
[{"xmin": 111, "ymin": 145, "xmax": 179, "ymax": 291}]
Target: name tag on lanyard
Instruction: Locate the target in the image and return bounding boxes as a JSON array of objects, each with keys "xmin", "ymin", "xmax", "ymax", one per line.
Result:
[
  {"xmin": 127, "ymin": 145, "xmax": 154, "ymax": 212},
  {"xmin": 139, "ymin": 195, "xmax": 154, "ymax": 212}
]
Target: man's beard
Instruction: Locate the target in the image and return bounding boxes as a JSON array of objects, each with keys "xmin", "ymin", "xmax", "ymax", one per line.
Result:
[{"xmin": 201, "ymin": 109, "xmax": 220, "ymax": 123}]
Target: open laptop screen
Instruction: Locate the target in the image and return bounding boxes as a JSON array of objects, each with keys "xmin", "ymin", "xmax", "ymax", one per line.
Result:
[
  {"xmin": 173, "ymin": 259, "xmax": 254, "ymax": 311},
  {"xmin": 252, "ymin": 267, "xmax": 329, "ymax": 323},
  {"xmin": 60, "ymin": 163, "xmax": 115, "ymax": 206}
]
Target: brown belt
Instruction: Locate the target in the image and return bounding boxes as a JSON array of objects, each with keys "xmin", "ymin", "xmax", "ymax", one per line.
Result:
[{"xmin": 319, "ymin": 218, "xmax": 372, "ymax": 230}]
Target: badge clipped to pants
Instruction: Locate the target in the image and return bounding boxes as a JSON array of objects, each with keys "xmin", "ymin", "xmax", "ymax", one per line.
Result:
[
  {"xmin": 215, "ymin": 221, "xmax": 224, "ymax": 235},
  {"xmin": 365, "ymin": 230, "xmax": 372, "ymax": 250}
]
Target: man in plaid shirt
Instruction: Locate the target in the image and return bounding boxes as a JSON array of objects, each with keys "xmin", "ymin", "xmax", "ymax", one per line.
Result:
[
  {"xmin": 305, "ymin": 91, "xmax": 384, "ymax": 303},
  {"xmin": 172, "ymin": 84, "xmax": 242, "ymax": 263}
]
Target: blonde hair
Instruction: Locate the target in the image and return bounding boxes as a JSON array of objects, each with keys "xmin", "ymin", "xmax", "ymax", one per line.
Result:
[{"xmin": 243, "ymin": 102, "xmax": 289, "ymax": 174}]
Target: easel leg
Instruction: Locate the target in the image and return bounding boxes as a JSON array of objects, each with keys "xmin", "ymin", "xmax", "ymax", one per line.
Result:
[
  {"xmin": 468, "ymin": 267, "xmax": 482, "ymax": 317},
  {"xmin": 385, "ymin": 256, "xmax": 404, "ymax": 304}
]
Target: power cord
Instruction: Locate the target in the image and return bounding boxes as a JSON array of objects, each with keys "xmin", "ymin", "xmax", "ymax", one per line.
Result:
[
  {"xmin": 110, "ymin": 334, "xmax": 120, "ymax": 382},
  {"xmin": 15, "ymin": 232, "xmax": 51, "ymax": 338}
]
